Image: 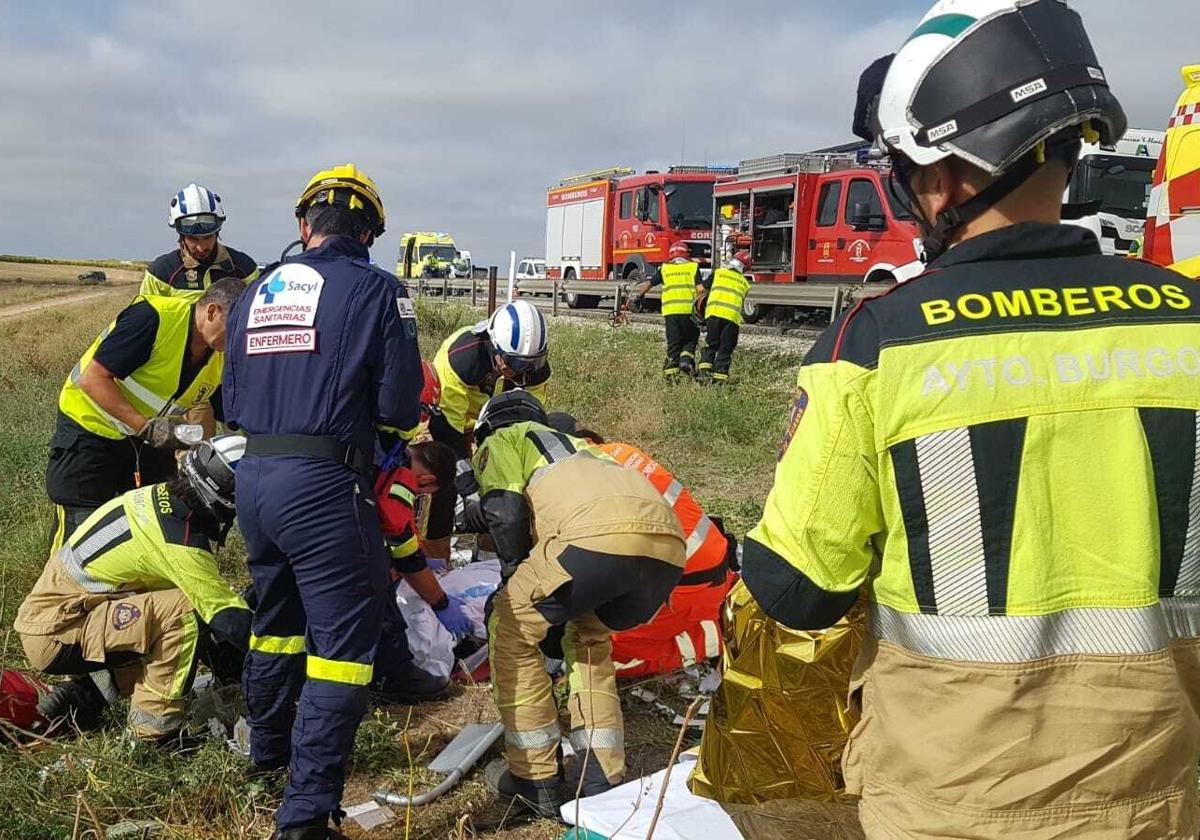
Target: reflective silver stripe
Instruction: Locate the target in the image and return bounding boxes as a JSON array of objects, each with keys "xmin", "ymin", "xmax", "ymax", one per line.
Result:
[
  {"xmin": 529, "ymin": 431, "xmax": 574, "ymax": 463},
  {"xmin": 916, "ymin": 427, "xmax": 988, "ymax": 616},
  {"xmin": 568, "ymin": 727, "xmax": 624, "ymax": 752},
  {"xmin": 74, "ymin": 516, "xmax": 132, "ymax": 566},
  {"xmin": 70, "ymin": 328, "xmax": 112, "ymax": 384},
  {"xmin": 871, "ymin": 602, "xmax": 1179, "ymax": 663},
  {"xmin": 127, "ymin": 705, "xmax": 183, "ymax": 735},
  {"xmin": 59, "ymin": 547, "xmax": 118, "ymax": 594},
  {"xmin": 675, "ymin": 631, "xmax": 698, "ymax": 665},
  {"xmin": 685, "ymin": 515, "xmax": 713, "ymax": 560},
  {"xmin": 661, "ymin": 480, "xmax": 683, "ymax": 507},
  {"xmin": 528, "ymin": 450, "xmax": 599, "ymax": 489},
  {"xmin": 89, "ymin": 670, "xmax": 120, "ymax": 704},
  {"xmin": 1176, "ymin": 412, "xmax": 1200, "ymax": 595},
  {"xmin": 118, "ymin": 373, "xmax": 169, "ymax": 413},
  {"xmin": 1164, "ymin": 596, "xmax": 1200, "ymax": 640},
  {"xmin": 505, "ymin": 723, "xmax": 561, "ymax": 750}
]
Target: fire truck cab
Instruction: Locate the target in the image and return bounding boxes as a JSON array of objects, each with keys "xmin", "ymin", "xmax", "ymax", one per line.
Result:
[
  {"xmin": 545, "ymin": 166, "xmax": 732, "ymax": 308},
  {"xmin": 712, "ymin": 152, "xmax": 923, "ymax": 288}
]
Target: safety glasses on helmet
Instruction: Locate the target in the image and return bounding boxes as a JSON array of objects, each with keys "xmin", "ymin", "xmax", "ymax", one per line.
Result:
[
  {"xmin": 176, "ymin": 214, "xmax": 223, "ymax": 237},
  {"xmin": 499, "ymin": 349, "xmax": 548, "ymax": 376}
]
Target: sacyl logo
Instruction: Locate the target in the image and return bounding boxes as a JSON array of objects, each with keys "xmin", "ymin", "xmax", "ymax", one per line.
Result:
[{"xmin": 259, "ymin": 274, "xmax": 287, "ymax": 304}]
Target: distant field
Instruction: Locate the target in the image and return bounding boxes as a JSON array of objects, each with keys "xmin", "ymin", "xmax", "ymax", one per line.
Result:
[
  {"xmin": 0, "ymin": 254, "xmax": 146, "ymax": 270},
  {"xmin": 0, "ymin": 259, "xmax": 142, "ymax": 287}
]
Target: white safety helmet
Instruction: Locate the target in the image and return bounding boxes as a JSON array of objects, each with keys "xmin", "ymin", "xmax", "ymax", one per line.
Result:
[
  {"xmin": 168, "ymin": 183, "xmax": 226, "ymax": 237},
  {"xmin": 485, "ymin": 300, "xmax": 548, "ymax": 378},
  {"xmin": 179, "ymin": 434, "xmax": 245, "ymax": 521},
  {"xmin": 854, "ymin": 0, "xmax": 1126, "ymax": 258}
]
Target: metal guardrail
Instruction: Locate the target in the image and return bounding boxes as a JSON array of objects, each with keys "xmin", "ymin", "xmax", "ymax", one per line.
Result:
[{"xmin": 402, "ymin": 274, "xmax": 891, "ymax": 323}]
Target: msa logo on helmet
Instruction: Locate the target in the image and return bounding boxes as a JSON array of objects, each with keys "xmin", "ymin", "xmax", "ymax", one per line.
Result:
[
  {"xmin": 926, "ymin": 119, "xmax": 958, "ymax": 143},
  {"xmin": 248, "ymin": 263, "xmax": 325, "ymax": 328},
  {"xmin": 1010, "ymin": 78, "xmax": 1047, "ymax": 103}
]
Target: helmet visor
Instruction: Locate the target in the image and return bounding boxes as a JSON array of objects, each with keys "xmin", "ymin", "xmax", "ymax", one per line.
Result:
[
  {"xmin": 500, "ymin": 349, "xmax": 548, "ymax": 376},
  {"xmin": 176, "ymin": 214, "xmax": 223, "ymax": 237}
]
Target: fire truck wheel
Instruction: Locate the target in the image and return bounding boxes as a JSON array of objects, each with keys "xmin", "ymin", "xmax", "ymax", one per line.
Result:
[{"xmin": 742, "ymin": 298, "xmax": 770, "ymax": 324}]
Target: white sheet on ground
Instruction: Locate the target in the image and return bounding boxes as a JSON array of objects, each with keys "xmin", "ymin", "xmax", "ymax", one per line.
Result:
[
  {"xmin": 395, "ymin": 558, "xmax": 502, "ymax": 678},
  {"xmin": 561, "ymin": 753, "xmax": 741, "ymax": 839}
]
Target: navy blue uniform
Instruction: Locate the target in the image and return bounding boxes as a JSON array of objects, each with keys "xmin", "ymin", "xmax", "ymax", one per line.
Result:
[{"xmin": 224, "ymin": 235, "xmax": 421, "ymax": 829}]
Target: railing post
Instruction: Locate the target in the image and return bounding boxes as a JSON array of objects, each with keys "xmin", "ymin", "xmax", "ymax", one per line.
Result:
[
  {"xmin": 487, "ymin": 267, "xmax": 498, "ymax": 314},
  {"xmin": 552, "ymin": 278, "xmax": 559, "ymax": 316},
  {"xmin": 471, "ymin": 275, "xmax": 477, "ymax": 307}
]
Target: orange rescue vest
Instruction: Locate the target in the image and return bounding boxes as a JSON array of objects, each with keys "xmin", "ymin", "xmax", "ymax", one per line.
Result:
[{"xmin": 600, "ymin": 442, "xmax": 735, "ymax": 677}]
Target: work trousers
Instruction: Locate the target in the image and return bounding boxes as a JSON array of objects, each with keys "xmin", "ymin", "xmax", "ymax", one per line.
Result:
[
  {"xmin": 662, "ymin": 314, "xmax": 700, "ymax": 377},
  {"xmin": 699, "ymin": 317, "xmax": 741, "ymax": 381},
  {"xmin": 238, "ymin": 455, "xmax": 390, "ymax": 829},
  {"xmin": 20, "ymin": 588, "xmax": 198, "ymax": 736},
  {"xmin": 487, "ymin": 532, "xmax": 684, "ymax": 792},
  {"xmin": 45, "ymin": 429, "xmax": 177, "ymax": 552}
]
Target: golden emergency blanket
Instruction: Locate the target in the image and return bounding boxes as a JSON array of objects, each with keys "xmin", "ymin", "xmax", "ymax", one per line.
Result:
[{"xmin": 689, "ymin": 581, "xmax": 864, "ymax": 839}]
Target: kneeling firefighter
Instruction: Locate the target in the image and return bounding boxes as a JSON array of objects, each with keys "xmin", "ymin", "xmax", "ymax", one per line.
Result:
[
  {"xmin": 469, "ymin": 391, "xmax": 685, "ymax": 817},
  {"xmin": 15, "ymin": 436, "xmax": 251, "ymax": 741}
]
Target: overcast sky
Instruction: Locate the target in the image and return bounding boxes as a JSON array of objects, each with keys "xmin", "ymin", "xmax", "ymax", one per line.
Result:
[{"xmin": 0, "ymin": 0, "xmax": 1195, "ymax": 268}]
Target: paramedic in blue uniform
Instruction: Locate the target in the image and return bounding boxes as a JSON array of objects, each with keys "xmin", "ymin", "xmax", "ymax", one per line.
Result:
[{"xmin": 223, "ymin": 164, "xmax": 422, "ymax": 840}]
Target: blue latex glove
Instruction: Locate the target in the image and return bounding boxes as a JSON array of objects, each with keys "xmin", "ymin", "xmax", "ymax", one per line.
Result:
[
  {"xmin": 426, "ymin": 556, "xmax": 448, "ymax": 573},
  {"xmin": 435, "ymin": 595, "xmax": 473, "ymax": 638}
]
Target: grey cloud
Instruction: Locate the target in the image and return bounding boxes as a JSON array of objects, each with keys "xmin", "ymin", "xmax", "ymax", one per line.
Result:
[{"xmin": 0, "ymin": 1, "xmax": 1195, "ymax": 267}]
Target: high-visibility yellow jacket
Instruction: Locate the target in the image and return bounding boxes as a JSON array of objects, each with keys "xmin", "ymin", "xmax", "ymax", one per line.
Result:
[
  {"xmin": 704, "ymin": 267, "xmax": 751, "ymax": 324},
  {"xmin": 432, "ymin": 325, "xmax": 551, "ymax": 439},
  {"xmin": 658, "ymin": 261, "xmax": 700, "ymax": 317},
  {"xmin": 742, "ymin": 223, "xmax": 1200, "ymax": 838},
  {"xmin": 15, "ymin": 483, "xmax": 250, "ymax": 655},
  {"xmin": 139, "ymin": 244, "xmax": 259, "ymax": 302},
  {"xmin": 58, "ymin": 295, "xmax": 223, "ymax": 439}
]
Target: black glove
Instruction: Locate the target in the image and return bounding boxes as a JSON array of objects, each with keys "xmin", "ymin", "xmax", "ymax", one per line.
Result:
[{"xmin": 456, "ymin": 499, "xmax": 490, "ymax": 534}]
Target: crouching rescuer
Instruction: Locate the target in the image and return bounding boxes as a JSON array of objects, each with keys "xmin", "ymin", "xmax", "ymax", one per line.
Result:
[
  {"xmin": 468, "ymin": 390, "xmax": 685, "ymax": 817},
  {"xmin": 15, "ymin": 436, "xmax": 250, "ymax": 740}
]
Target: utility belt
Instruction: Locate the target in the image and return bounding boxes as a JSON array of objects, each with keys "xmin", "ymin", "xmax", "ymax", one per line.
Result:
[
  {"xmin": 678, "ymin": 556, "xmax": 730, "ymax": 587},
  {"xmin": 245, "ymin": 434, "xmax": 374, "ymax": 479}
]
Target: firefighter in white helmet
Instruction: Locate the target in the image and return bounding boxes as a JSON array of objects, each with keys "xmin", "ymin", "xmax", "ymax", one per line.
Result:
[
  {"xmin": 424, "ymin": 300, "xmax": 552, "ymax": 563},
  {"xmin": 140, "ymin": 184, "xmax": 259, "ymax": 301},
  {"xmin": 742, "ymin": 1, "xmax": 1200, "ymax": 837}
]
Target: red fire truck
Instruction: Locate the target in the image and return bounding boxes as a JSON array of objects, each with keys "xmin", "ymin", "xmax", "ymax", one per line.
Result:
[
  {"xmin": 712, "ymin": 152, "xmax": 924, "ymax": 294},
  {"xmin": 545, "ymin": 166, "xmax": 733, "ymax": 308}
]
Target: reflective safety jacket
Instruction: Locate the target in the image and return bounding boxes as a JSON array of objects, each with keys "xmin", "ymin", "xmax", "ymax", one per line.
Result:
[
  {"xmin": 432, "ymin": 325, "xmax": 552, "ymax": 443},
  {"xmin": 15, "ymin": 483, "xmax": 251, "ymax": 649},
  {"xmin": 600, "ymin": 442, "xmax": 733, "ymax": 677},
  {"xmin": 373, "ymin": 465, "xmax": 425, "ymax": 573},
  {"xmin": 742, "ymin": 223, "xmax": 1200, "ymax": 838},
  {"xmin": 140, "ymin": 244, "xmax": 259, "ymax": 302},
  {"xmin": 704, "ymin": 267, "xmax": 751, "ymax": 325},
  {"xmin": 658, "ymin": 260, "xmax": 700, "ymax": 317},
  {"xmin": 58, "ymin": 295, "xmax": 223, "ymax": 439}
]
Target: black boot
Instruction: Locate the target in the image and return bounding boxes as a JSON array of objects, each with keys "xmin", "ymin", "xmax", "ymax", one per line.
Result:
[
  {"xmin": 483, "ymin": 759, "xmax": 564, "ymax": 819},
  {"xmin": 563, "ymin": 748, "xmax": 618, "ymax": 798},
  {"xmin": 370, "ymin": 664, "xmax": 450, "ymax": 705},
  {"xmin": 36, "ymin": 674, "xmax": 110, "ymax": 732},
  {"xmin": 269, "ymin": 816, "xmax": 348, "ymax": 840}
]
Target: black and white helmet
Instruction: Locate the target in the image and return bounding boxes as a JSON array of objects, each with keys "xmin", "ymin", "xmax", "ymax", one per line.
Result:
[
  {"xmin": 868, "ymin": 0, "xmax": 1126, "ymax": 176},
  {"xmin": 180, "ymin": 434, "xmax": 245, "ymax": 520}
]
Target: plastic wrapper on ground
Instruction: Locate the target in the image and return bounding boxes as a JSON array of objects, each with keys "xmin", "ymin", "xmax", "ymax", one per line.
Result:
[{"xmin": 689, "ymin": 580, "xmax": 865, "ymax": 837}]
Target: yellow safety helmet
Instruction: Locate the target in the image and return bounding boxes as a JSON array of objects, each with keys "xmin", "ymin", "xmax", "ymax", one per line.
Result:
[{"xmin": 294, "ymin": 163, "xmax": 386, "ymax": 236}]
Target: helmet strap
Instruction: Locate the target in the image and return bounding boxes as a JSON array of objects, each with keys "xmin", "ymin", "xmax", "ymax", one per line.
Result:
[{"xmin": 897, "ymin": 152, "xmax": 1041, "ymax": 262}]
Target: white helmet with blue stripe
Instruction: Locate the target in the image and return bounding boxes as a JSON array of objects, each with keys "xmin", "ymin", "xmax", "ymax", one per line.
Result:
[
  {"xmin": 168, "ymin": 183, "xmax": 226, "ymax": 237},
  {"xmin": 485, "ymin": 300, "xmax": 548, "ymax": 377}
]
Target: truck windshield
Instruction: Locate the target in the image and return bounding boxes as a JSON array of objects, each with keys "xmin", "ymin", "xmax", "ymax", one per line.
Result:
[
  {"xmin": 419, "ymin": 245, "xmax": 458, "ymax": 261},
  {"xmin": 1067, "ymin": 154, "xmax": 1157, "ymax": 219},
  {"xmin": 664, "ymin": 182, "xmax": 714, "ymax": 229}
]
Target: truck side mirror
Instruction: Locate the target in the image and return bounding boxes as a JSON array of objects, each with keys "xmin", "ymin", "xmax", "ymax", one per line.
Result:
[{"xmin": 850, "ymin": 201, "xmax": 886, "ymax": 232}]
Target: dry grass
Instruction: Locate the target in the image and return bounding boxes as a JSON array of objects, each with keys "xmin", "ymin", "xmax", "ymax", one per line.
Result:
[
  {"xmin": 0, "ymin": 259, "xmax": 142, "ymax": 286},
  {"xmin": 0, "ymin": 291, "xmax": 806, "ymax": 837}
]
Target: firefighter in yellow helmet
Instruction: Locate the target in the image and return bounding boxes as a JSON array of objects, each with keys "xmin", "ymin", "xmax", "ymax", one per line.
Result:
[
  {"xmin": 743, "ymin": 2, "xmax": 1200, "ymax": 837},
  {"xmin": 224, "ymin": 163, "xmax": 423, "ymax": 840}
]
